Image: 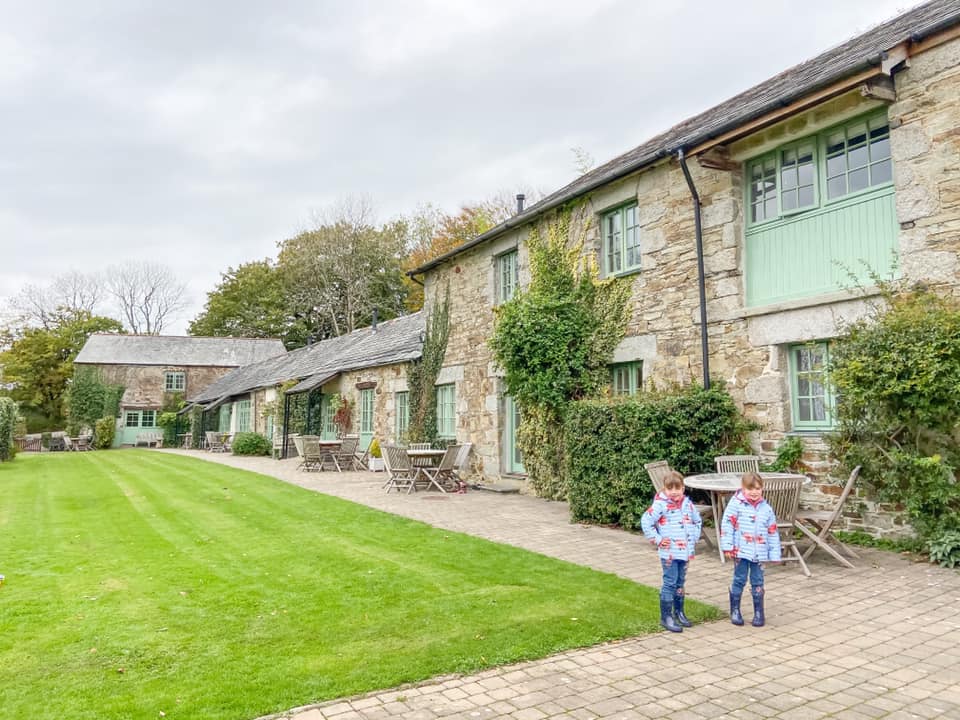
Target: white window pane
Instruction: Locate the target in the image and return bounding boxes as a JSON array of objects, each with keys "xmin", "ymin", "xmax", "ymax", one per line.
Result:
[
  {"xmin": 798, "ymin": 398, "xmax": 811, "ymax": 421},
  {"xmin": 798, "ymin": 161, "xmax": 814, "ymax": 186},
  {"xmin": 871, "ymin": 159, "xmax": 892, "ymax": 185},
  {"xmin": 798, "ymin": 186, "xmax": 814, "ymax": 207},
  {"xmin": 870, "ymin": 136, "xmax": 890, "ymax": 161},
  {"xmin": 828, "ymin": 176, "xmax": 846, "ymax": 199},
  {"xmin": 764, "ymin": 198, "xmax": 777, "ymax": 218},
  {"xmin": 849, "ymin": 167, "xmax": 869, "ymax": 193},
  {"xmin": 782, "ymin": 190, "xmax": 797, "ymax": 211},
  {"xmin": 781, "ymin": 167, "xmax": 797, "ymax": 190},
  {"xmin": 848, "ymin": 145, "xmax": 868, "ymax": 170}
]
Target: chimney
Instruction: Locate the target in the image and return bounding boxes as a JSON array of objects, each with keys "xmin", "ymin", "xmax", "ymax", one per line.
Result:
[
  {"xmin": 516, "ymin": 193, "xmax": 525, "ymax": 215},
  {"xmin": 371, "ymin": 308, "xmax": 378, "ymax": 332}
]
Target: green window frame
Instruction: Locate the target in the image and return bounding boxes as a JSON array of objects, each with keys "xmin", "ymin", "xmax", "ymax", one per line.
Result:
[
  {"xmin": 436, "ymin": 383, "xmax": 456, "ymax": 440},
  {"xmin": 321, "ymin": 397, "xmax": 337, "ymax": 440},
  {"xmin": 236, "ymin": 400, "xmax": 251, "ymax": 432},
  {"xmin": 218, "ymin": 404, "xmax": 232, "ymax": 433},
  {"xmin": 360, "ymin": 388, "xmax": 374, "ymax": 435},
  {"xmin": 824, "ymin": 115, "xmax": 891, "ymax": 202},
  {"xmin": 496, "ymin": 249, "xmax": 518, "ymax": 304},
  {"xmin": 610, "ymin": 361, "xmax": 643, "ymax": 396},
  {"xmin": 125, "ymin": 411, "xmax": 139, "ymax": 427},
  {"xmin": 789, "ymin": 342, "xmax": 835, "ymax": 430},
  {"xmin": 601, "ymin": 202, "xmax": 640, "ymax": 276},
  {"xmin": 395, "ymin": 391, "xmax": 409, "ymax": 442},
  {"xmin": 745, "ymin": 111, "xmax": 891, "ymax": 227},
  {"xmin": 164, "ymin": 371, "xmax": 185, "ymax": 392},
  {"xmin": 140, "ymin": 410, "xmax": 156, "ymax": 428}
]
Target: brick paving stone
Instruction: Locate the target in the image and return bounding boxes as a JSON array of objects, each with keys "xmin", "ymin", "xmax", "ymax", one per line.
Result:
[{"xmin": 172, "ymin": 452, "xmax": 960, "ymax": 720}]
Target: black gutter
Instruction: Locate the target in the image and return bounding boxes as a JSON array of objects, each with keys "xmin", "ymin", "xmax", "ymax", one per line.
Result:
[
  {"xmin": 677, "ymin": 149, "xmax": 711, "ymax": 390},
  {"xmin": 281, "ymin": 392, "xmax": 292, "ymax": 460}
]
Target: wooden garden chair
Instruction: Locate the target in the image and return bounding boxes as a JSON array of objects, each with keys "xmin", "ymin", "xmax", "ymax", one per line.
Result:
[
  {"xmin": 763, "ymin": 476, "xmax": 811, "ymax": 577},
  {"xmin": 418, "ymin": 444, "xmax": 460, "ymax": 492},
  {"xmin": 206, "ymin": 431, "xmax": 226, "ymax": 453},
  {"xmin": 644, "ymin": 460, "xmax": 714, "ymax": 547},
  {"xmin": 335, "ymin": 435, "xmax": 360, "ymax": 470},
  {"xmin": 383, "ymin": 445, "xmax": 418, "ymax": 493},
  {"xmin": 795, "ymin": 466, "xmax": 861, "ymax": 568},
  {"xmin": 714, "ymin": 455, "xmax": 761, "ymax": 474},
  {"xmin": 451, "ymin": 441, "xmax": 473, "ymax": 490}
]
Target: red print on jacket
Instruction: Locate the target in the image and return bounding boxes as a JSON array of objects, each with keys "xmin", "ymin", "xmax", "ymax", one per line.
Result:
[
  {"xmin": 768, "ymin": 523, "xmax": 778, "ymax": 534},
  {"xmin": 729, "ymin": 515, "xmax": 739, "ymax": 530},
  {"xmin": 658, "ymin": 516, "xmax": 668, "ymax": 526}
]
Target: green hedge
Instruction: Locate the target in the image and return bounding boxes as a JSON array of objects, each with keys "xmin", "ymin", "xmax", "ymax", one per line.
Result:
[
  {"xmin": 231, "ymin": 432, "xmax": 271, "ymax": 456},
  {"xmin": 0, "ymin": 397, "xmax": 19, "ymax": 462},
  {"xmin": 565, "ymin": 383, "xmax": 752, "ymax": 529}
]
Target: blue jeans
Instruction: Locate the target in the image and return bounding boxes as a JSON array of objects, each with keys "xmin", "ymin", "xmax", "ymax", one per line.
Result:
[
  {"xmin": 731, "ymin": 558, "xmax": 764, "ymax": 595},
  {"xmin": 660, "ymin": 559, "xmax": 688, "ymax": 602}
]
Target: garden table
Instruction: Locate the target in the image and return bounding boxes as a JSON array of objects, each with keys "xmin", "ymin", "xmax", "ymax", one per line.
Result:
[
  {"xmin": 406, "ymin": 448, "xmax": 446, "ymax": 468},
  {"xmin": 684, "ymin": 472, "xmax": 809, "ymax": 562}
]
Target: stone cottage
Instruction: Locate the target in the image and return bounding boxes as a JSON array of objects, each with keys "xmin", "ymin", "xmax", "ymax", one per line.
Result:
[
  {"xmin": 73, "ymin": 334, "xmax": 286, "ymax": 446},
  {"xmin": 187, "ymin": 312, "xmax": 424, "ymax": 453},
  {"xmin": 407, "ymin": 0, "xmax": 960, "ymax": 534}
]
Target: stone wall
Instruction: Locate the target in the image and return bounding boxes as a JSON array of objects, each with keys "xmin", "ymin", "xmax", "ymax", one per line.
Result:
[
  {"xmin": 422, "ymin": 35, "xmax": 960, "ymax": 536},
  {"xmin": 94, "ymin": 364, "xmax": 233, "ymax": 409}
]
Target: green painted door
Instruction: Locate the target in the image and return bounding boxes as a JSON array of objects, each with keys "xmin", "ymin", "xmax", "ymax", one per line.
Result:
[
  {"xmin": 359, "ymin": 388, "xmax": 374, "ymax": 451},
  {"xmin": 119, "ymin": 409, "xmax": 158, "ymax": 446},
  {"xmin": 319, "ymin": 395, "xmax": 337, "ymax": 440},
  {"xmin": 504, "ymin": 395, "xmax": 525, "ymax": 475}
]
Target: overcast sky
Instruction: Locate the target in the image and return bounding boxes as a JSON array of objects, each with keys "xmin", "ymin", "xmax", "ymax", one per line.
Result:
[{"xmin": 1, "ymin": 0, "xmax": 914, "ymax": 334}]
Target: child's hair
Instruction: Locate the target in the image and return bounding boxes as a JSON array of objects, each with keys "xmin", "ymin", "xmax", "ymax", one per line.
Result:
[
  {"xmin": 663, "ymin": 470, "xmax": 685, "ymax": 490},
  {"xmin": 741, "ymin": 471, "xmax": 764, "ymax": 489}
]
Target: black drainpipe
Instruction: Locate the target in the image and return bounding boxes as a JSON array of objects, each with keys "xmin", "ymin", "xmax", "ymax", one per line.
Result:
[{"xmin": 677, "ymin": 148, "xmax": 711, "ymax": 390}]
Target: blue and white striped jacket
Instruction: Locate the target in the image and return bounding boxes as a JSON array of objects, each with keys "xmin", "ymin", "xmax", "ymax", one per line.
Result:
[
  {"xmin": 640, "ymin": 492, "xmax": 702, "ymax": 562},
  {"xmin": 720, "ymin": 490, "xmax": 782, "ymax": 562}
]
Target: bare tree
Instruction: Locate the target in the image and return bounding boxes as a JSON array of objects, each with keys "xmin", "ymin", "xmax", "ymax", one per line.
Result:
[
  {"xmin": 106, "ymin": 261, "xmax": 188, "ymax": 334},
  {"xmin": 7, "ymin": 271, "xmax": 106, "ymax": 329},
  {"xmin": 571, "ymin": 146, "xmax": 596, "ymax": 175}
]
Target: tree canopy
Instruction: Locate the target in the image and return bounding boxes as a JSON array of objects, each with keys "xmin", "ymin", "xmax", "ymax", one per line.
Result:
[{"xmin": 0, "ymin": 311, "xmax": 124, "ymax": 430}]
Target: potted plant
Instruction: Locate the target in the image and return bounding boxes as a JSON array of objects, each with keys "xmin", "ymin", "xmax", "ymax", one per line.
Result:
[{"xmin": 367, "ymin": 438, "xmax": 384, "ymax": 472}]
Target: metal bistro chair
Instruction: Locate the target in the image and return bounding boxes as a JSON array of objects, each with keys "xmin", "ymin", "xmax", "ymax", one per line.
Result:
[
  {"xmin": 418, "ymin": 444, "xmax": 461, "ymax": 493},
  {"xmin": 795, "ymin": 466, "xmax": 861, "ymax": 568},
  {"xmin": 714, "ymin": 455, "xmax": 761, "ymax": 474},
  {"xmin": 383, "ymin": 444, "xmax": 419, "ymax": 493},
  {"xmin": 763, "ymin": 476, "xmax": 811, "ymax": 577},
  {"xmin": 644, "ymin": 461, "xmax": 714, "ymax": 548}
]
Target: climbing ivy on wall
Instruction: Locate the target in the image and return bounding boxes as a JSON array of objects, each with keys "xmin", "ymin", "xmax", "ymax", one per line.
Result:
[
  {"xmin": 490, "ymin": 205, "xmax": 631, "ymax": 499},
  {"xmin": 407, "ymin": 285, "xmax": 450, "ymax": 444}
]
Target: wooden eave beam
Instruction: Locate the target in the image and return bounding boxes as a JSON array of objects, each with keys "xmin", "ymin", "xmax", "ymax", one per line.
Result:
[
  {"xmin": 687, "ymin": 65, "xmax": 884, "ymax": 157},
  {"xmin": 861, "ymin": 75, "xmax": 896, "ymax": 103}
]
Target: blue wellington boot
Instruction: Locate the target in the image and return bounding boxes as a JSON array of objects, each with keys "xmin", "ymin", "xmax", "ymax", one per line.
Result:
[
  {"xmin": 660, "ymin": 598, "xmax": 683, "ymax": 632},
  {"xmin": 729, "ymin": 591, "xmax": 744, "ymax": 626},
  {"xmin": 751, "ymin": 589, "xmax": 765, "ymax": 627},
  {"xmin": 673, "ymin": 594, "xmax": 693, "ymax": 628}
]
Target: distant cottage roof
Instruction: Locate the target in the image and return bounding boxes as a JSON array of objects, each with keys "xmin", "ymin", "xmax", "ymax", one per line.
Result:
[
  {"xmin": 189, "ymin": 312, "xmax": 425, "ymax": 403},
  {"xmin": 409, "ymin": 0, "xmax": 960, "ymax": 276},
  {"xmin": 74, "ymin": 334, "xmax": 287, "ymax": 367}
]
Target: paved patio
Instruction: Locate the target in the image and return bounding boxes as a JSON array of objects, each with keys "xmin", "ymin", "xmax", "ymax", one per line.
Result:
[{"xmin": 163, "ymin": 450, "xmax": 960, "ymax": 719}]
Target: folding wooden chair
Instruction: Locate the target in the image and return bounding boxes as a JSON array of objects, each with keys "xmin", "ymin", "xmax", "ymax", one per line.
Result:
[
  {"xmin": 795, "ymin": 466, "xmax": 860, "ymax": 568},
  {"xmin": 644, "ymin": 460, "xmax": 714, "ymax": 547},
  {"xmin": 301, "ymin": 437, "xmax": 326, "ymax": 471},
  {"xmin": 451, "ymin": 442, "xmax": 473, "ymax": 490},
  {"xmin": 714, "ymin": 455, "xmax": 760, "ymax": 474},
  {"xmin": 763, "ymin": 476, "xmax": 811, "ymax": 577},
  {"xmin": 335, "ymin": 435, "xmax": 360, "ymax": 470},
  {"xmin": 418, "ymin": 444, "xmax": 460, "ymax": 493},
  {"xmin": 206, "ymin": 431, "xmax": 226, "ymax": 453},
  {"xmin": 383, "ymin": 445, "xmax": 418, "ymax": 493}
]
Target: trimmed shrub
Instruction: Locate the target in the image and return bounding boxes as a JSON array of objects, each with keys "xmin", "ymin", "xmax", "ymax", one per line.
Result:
[
  {"xmin": 565, "ymin": 382, "xmax": 753, "ymax": 528},
  {"xmin": 0, "ymin": 397, "xmax": 19, "ymax": 462},
  {"xmin": 93, "ymin": 417, "xmax": 116, "ymax": 450},
  {"xmin": 231, "ymin": 432, "xmax": 271, "ymax": 456}
]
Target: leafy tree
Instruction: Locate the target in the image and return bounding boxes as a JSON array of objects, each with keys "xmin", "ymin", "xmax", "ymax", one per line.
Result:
[
  {"xmin": 407, "ymin": 287, "xmax": 450, "ymax": 444},
  {"xmin": 490, "ymin": 206, "xmax": 631, "ymax": 498},
  {"xmin": 0, "ymin": 397, "xmax": 19, "ymax": 461},
  {"xmin": 0, "ymin": 312, "xmax": 123, "ymax": 429},
  {"xmin": 188, "ymin": 260, "xmax": 301, "ymax": 347},
  {"xmin": 828, "ymin": 285, "xmax": 960, "ymax": 565},
  {"xmin": 277, "ymin": 198, "xmax": 407, "ymax": 339}
]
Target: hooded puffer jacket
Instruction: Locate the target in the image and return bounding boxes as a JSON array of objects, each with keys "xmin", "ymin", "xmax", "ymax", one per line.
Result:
[
  {"xmin": 720, "ymin": 490, "xmax": 782, "ymax": 562},
  {"xmin": 640, "ymin": 492, "xmax": 702, "ymax": 562}
]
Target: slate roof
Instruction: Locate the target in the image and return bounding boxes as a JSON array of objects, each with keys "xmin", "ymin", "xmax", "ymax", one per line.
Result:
[
  {"xmin": 74, "ymin": 334, "xmax": 287, "ymax": 367},
  {"xmin": 189, "ymin": 312, "xmax": 425, "ymax": 403},
  {"xmin": 409, "ymin": 0, "xmax": 960, "ymax": 276}
]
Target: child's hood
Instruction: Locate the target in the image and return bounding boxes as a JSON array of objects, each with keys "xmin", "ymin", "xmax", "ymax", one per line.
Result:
[{"xmin": 732, "ymin": 489, "xmax": 763, "ymax": 508}]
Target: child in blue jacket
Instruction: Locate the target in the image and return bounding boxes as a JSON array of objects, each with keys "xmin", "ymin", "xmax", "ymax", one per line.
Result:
[
  {"xmin": 720, "ymin": 472, "xmax": 782, "ymax": 627},
  {"xmin": 640, "ymin": 470, "xmax": 702, "ymax": 633}
]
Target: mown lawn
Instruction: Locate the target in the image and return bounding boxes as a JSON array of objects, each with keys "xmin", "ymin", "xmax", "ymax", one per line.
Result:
[{"xmin": 0, "ymin": 451, "xmax": 713, "ymax": 719}]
